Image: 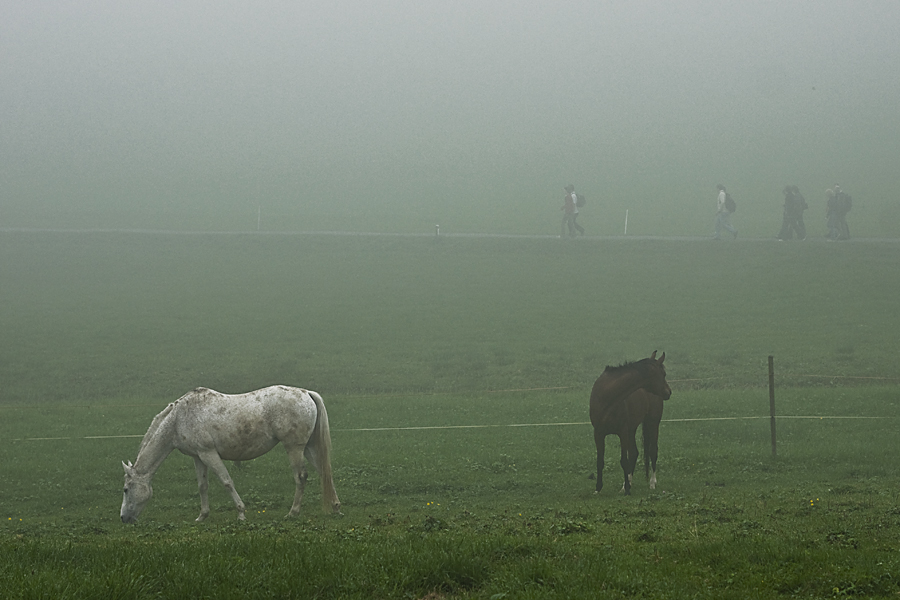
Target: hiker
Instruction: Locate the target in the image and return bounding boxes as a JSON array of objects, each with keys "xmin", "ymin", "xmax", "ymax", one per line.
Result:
[
  {"xmin": 561, "ymin": 184, "xmax": 584, "ymax": 237},
  {"xmin": 825, "ymin": 189, "xmax": 840, "ymax": 240},
  {"xmin": 832, "ymin": 184, "xmax": 851, "ymax": 240},
  {"xmin": 793, "ymin": 186, "xmax": 808, "ymax": 240},
  {"xmin": 777, "ymin": 185, "xmax": 806, "ymax": 240},
  {"xmin": 713, "ymin": 184, "xmax": 737, "ymax": 240}
]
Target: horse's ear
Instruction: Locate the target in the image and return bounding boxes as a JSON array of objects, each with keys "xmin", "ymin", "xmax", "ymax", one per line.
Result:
[
  {"xmin": 123, "ymin": 461, "xmax": 134, "ymax": 475},
  {"xmin": 650, "ymin": 350, "xmax": 657, "ymax": 360},
  {"xmin": 658, "ymin": 352, "xmax": 666, "ymax": 365}
]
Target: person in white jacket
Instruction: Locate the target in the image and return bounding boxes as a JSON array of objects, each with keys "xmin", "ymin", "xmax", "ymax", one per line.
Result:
[
  {"xmin": 714, "ymin": 184, "xmax": 737, "ymax": 240},
  {"xmin": 561, "ymin": 184, "xmax": 584, "ymax": 237}
]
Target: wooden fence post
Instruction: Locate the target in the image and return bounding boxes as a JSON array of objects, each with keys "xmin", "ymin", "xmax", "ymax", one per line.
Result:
[{"xmin": 768, "ymin": 355, "xmax": 776, "ymax": 456}]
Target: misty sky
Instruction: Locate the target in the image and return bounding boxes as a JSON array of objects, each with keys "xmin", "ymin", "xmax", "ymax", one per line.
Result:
[{"xmin": 3, "ymin": 1, "xmax": 899, "ymax": 234}]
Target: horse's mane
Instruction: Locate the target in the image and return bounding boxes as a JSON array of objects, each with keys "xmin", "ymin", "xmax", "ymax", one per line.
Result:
[
  {"xmin": 138, "ymin": 402, "xmax": 177, "ymax": 455},
  {"xmin": 603, "ymin": 358, "xmax": 651, "ymax": 376}
]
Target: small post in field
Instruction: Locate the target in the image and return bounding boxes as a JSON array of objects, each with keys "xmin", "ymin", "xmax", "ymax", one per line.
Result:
[
  {"xmin": 257, "ymin": 206, "xmax": 261, "ymax": 231},
  {"xmin": 624, "ymin": 209, "xmax": 629, "ymax": 235},
  {"xmin": 768, "ymin": 355, "xmax": 776, "ymax": 456}
]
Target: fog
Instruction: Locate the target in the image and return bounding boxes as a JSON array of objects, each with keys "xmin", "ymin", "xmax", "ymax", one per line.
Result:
[{"xmin": 3, "ymin": 1, "xmax": 899, "ymax": 235}]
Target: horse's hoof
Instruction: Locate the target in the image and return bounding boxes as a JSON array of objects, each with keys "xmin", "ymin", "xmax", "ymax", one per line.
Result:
[
  {"xmin": 237, "ymin": 514, "xmax": 246, "ymax": 521},
  {"xmin": 195, "ymin": 514, "xmax": 208, "ymax": 522}
]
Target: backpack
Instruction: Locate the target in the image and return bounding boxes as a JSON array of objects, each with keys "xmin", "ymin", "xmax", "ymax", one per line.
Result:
[
  {"xmin": 724, "ymin": 193, "xmax": 736, "ymax": 213},
  {"xmin": 576, "ymin": 194, "xmax": 586, "ymax": 208}
]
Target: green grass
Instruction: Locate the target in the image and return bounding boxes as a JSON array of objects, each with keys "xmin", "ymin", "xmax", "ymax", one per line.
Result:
[
  {"xmin": 3, "ymin": 387, "xmax": 900, "ymax": 598},
  {"xmin": 1, "ymin": 232, "xmax": 897, "ymax": 404},
  {"xmin": 1, "ymin": 231, "xmax": 900, "ymax": 598}
]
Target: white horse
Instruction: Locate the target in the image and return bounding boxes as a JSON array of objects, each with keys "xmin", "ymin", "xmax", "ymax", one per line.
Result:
[{"xmin": 121, "ymin": 385, "xmax": 340, "ymax": 523}]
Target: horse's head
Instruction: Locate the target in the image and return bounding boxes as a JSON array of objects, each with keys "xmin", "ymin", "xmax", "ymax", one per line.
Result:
[
  {"xmin": 644, "ymin": 351, "xmax": 671, "ymax": 400},
  {"xmin": 120, "ymin": 461, "xmax": 152, "ymax": 524}
]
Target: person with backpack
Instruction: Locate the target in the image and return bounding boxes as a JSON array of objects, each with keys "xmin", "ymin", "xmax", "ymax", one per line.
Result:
[
  {"xmin": 714, "ymin": 184, "xmax": 737, "ymax": 240},
  {"xmin": 793, "ymin": 186, "xmax": 808, "ymax": 240},
  {"xmin": 833, "ymin": 184, "xmax": 851, "ymax": 240},
  {"xmin": 825, "ymin": 188, "xmax": 841, "ymax": 240},
  {"xmin": 777, "ymin": 185, "xmax": 807, "ymax": 240},
  {"xmin": 561, "ymin": 184, "xmax": 584, "ymax": 237}
]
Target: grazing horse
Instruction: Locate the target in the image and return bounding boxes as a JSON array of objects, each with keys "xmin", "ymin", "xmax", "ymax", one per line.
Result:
[
  {"xmin": 121, "ymin": 386, "xmax": 340, "ymax": 523},
  {"xmin": 589, "ymin": 351, "xmax": 671, "ymax": 495}
]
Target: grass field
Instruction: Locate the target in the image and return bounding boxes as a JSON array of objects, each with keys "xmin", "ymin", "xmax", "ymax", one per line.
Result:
[{"xmin": 1, "ymin": 231, "xmax": 899, "ymax": 598}]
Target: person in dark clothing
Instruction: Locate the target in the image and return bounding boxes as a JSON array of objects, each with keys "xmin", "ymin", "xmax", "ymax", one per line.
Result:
[
  {"xmin": 777, "ymin": 186, "xmax": 802, "ymax": 240},
  {"xmin": 825, "ymin": 189, "xmax": 840, "ymax": 240},
  {"xmin": 792, "ymin": 185, "xmax": 807, "ymax": 240},
  {"xmin": 833, "ymin": 184, "xmax": 851, "ymax": 240}
]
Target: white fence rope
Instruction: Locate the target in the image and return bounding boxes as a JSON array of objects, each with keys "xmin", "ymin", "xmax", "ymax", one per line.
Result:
[
  {"xmin": 3, "ymin": 374, "xmax": 898, "ymax": 412},
  {"xmin": 3, "ymin": 373, "xmax": 896, "ymax": 441},
  {"xmin": 9, "ymin": 415, "xmax": 889, "ymax": 442}
]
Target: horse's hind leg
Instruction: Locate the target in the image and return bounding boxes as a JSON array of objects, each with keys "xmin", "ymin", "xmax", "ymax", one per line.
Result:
[
  {"xmin": 193, "ymin": 457, "xmax": 211, "ymax": 522},
  {"xmin": 284, "ymin": 443, "xmax": 308, "ymax": 518},
  {"xmin": 593, "ymin": 429, "xmax": 606, "ymax": 493},
  {"xmin": 643, "ymin": 420, "xmax": 660, "ymax": 490},
  {"xmin": 620, "ymin": 433, "xmax": 639, "ymax": 495},
  {"xmin": 618, "ymin": 439, "xmax": 630, "ymax": 494},
  {"xmin": 198, "ymin": 451, "xmax": 246, "ymax": 520}
]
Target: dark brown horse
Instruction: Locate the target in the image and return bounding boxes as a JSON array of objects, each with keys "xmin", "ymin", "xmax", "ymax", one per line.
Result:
[{"xmin": 589, "ymin": 351, "xmax": 671, "ymax": 495}]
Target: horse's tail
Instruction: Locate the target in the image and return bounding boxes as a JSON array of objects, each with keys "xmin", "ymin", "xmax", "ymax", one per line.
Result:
[{"xmin": 307, "ymin": 390, "xmax": 341, "ymax": 514}]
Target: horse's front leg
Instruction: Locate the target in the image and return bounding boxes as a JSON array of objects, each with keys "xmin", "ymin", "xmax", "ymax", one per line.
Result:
[
  {"xmin": 285, "ymin": 444, "xmax": 308, "ymax": 518},
  {"xmin": 593, "ymin": 429, "xmax": 605, "ymax": 493},
  {"xmin": 198, "ymin": 451, "xmax": 246, "ymax": 520},
  {"xmin": 193, "ymin": 457, "xmax": 210, "ymax": 522}
]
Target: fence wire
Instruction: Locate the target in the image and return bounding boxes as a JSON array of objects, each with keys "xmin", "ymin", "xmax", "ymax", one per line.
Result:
[{"xmin": 2, "ymin": 374, "xmax": 897, "ymax": 442}]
